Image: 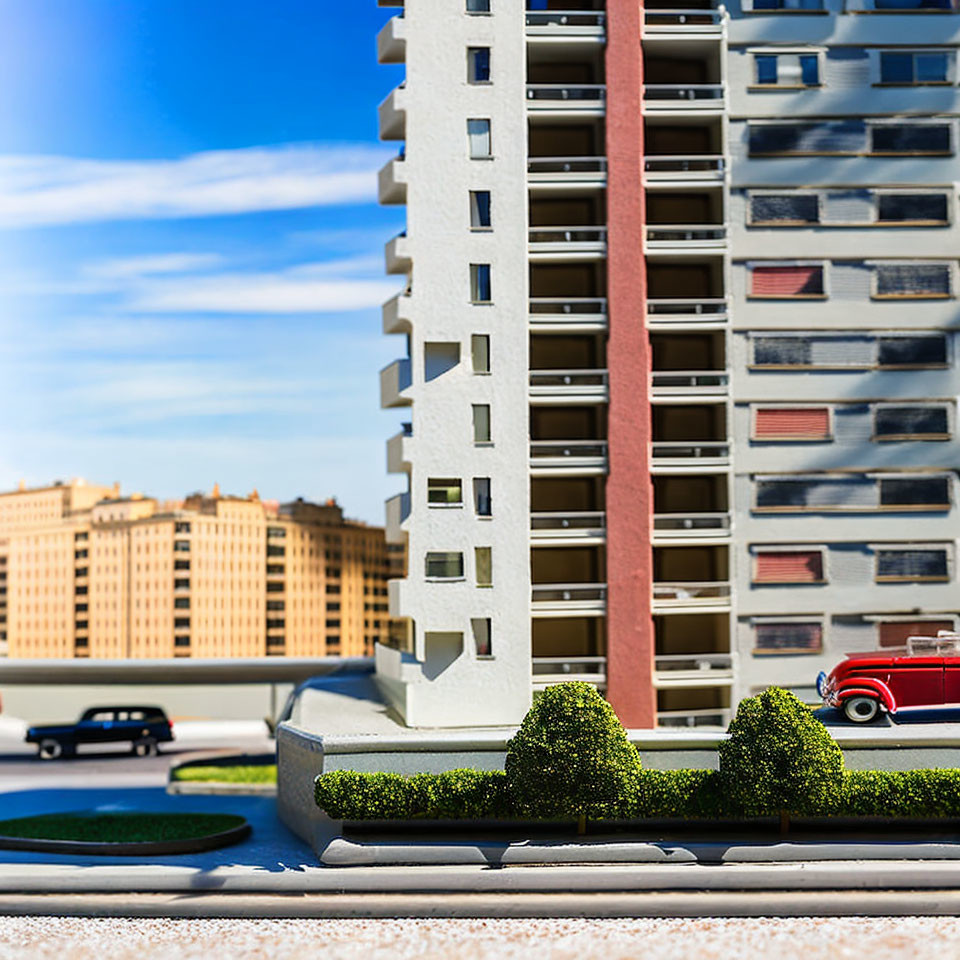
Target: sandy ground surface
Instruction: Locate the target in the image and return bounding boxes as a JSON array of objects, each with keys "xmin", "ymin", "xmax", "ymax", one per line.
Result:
[{"xmin": 0, "ymin": 916, "xmax": 958, "ymax": 960}]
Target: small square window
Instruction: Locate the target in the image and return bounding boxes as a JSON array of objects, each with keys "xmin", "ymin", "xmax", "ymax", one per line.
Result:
[
  {"xmin": 466, "ymin": 0, "xmax": 491, "ymax": 11},
  {"xmin": 471, "ymin": 334, "xmax": 490, "ymax": 373},
  {"xmin": 470, "ymin": 263, "xmax": 492, "ymax": 302},
  {"xmin": 425, "ymin": 551, "xmax": 465, "ymax": 579},
  {"xmin": 467, "ymin": 47, "xmax": 491, "ymax": 83},
  {"xmin": 470, "ymin": 190, "xmax": 492, "ymax": 228},
  {"xmin": 428, "ymin": 478, "xmax": 463, "ymax": 505},
  {"xmin": 467, "ymin": 118, "xmax": 492, "ymax": 158}
]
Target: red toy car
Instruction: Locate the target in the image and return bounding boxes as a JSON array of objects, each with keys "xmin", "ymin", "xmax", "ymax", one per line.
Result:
[{"xmin": 817, "ymin": 633, "xmax": 960, "ymax": 723}]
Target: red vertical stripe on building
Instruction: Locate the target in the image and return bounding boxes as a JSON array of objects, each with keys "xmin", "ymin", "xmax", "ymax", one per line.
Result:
[
  {"xmin": 751, "ymin": 266, "xmax": 823, "ymax": 296},
  {"xmin": 605, "ymin": 0, "xmax": 655, "ymax": 728},
  {"xmin": 755, "ymin": 408, "xmax": 830, "ymax": 439}
]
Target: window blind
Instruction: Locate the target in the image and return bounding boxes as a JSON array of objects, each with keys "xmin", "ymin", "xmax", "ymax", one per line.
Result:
[
  {"xmin": 876, "ymin": 549, "xmax": 948, "ymax": 580},
  {"xmin": 752, "ymin": 337, "xmax": 811, "ymax": 366},
  {"xmin": 875, "ymin": 263, "xmax": 950, "ymax": 297},
  {"xmin": 750, "ymin": 195, "xmax": 819, "ymax": 223},
  {"xmin": 749, "ymin": 121, "xmax": 865, "ymax": 156},
  {"xmin": 871, "ymin": 124, "xmax": 951, "ymax": 154},
  {"xmin": 756, "ymin": 478, "xmax": 877, "ymax": 510},
  {"xmin": 754, "ymin": 622, "xmax": 823, "ymax": 653},
  {"xmin": 879, "ymin": 620, "xmax": 954, "ymax": 647},
  {"xmin": 754, "ymin": 551, "xmax": 824, "ymax": 582},
  {"xmin": 755, "ymin": 407, "xmax": 831, "ymax": 439},
  {"xmin": 875, "ymin": 406, "xmax": 949, "ymax": 438},
  {"xmin": 751, "ymin": 265, "xmax": 824, "ymax": 296}
]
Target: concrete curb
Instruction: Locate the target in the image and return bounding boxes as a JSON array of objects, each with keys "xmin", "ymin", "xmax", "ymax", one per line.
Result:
[
  {"xmin": 167, "ymin": 782, "xmax": 276, "ymax": 797},
  {"xmin": 320, "ymin": 836, "xmax": 960, "ymax": 867},
  {"xmin": 3, "ymin": 889, "xmax": 960, "ymax": 918},
  {"xmin": 8, "ymin": 860, "xmax": 960, "ymax": 895}
]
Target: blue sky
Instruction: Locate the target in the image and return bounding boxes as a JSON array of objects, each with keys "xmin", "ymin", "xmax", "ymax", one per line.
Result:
[{"xmin": 0, "ymin": 0, "xmax": 406, "ymax": 523}]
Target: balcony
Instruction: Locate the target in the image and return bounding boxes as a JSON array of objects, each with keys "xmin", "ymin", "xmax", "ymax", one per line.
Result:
[
  {"xmin": 652, "ymin": 512, "xmax": 731, "ymax": 544},
  {"xmin": 532, "ymin": 656, "xmax": 607, "ymax": 691},
  {"xmin": 643, "ymin": 155, "xmax": 724, "ymax": 184},
  {"xmin": 657, "ymin": 707, "xmax": 731, "ymax": 729},
  {"xmin": 380, "ymin": 358, "xmax": 412, "ymax": 409},
  {"xmin": 529, "ymin": 297, "xmax": 607, "ymax": 332},
  {"xmin": 643, "ymin": 85, "xmax": 725, "ymax": 113},
  {"xmin": 531, "ymin": 582, "xmax": 607, "ymax": 616},
  {"xmin": 530, "ymin": 441, "xmax": 607, "ymax": 475},
  {"xmin": 650, "ymin": 370, "xmax": 729, "ymax": 400},
  {"xmin": 531, "ymin": 511, "xmax": 606, "ymax": 545},
  {"xmin": 652, "ymin": 581, "xmax": 731, "ymax": 613},
  {"xmin": 643, "ymin": 9, "xmax": 724, "ymax": 36},
  {"xmin": 377, "ymin": 14, "xmax": 405, "ymax": 64},
  {"xmin": 385, "ymin": 491, "xmax": 411, "ymax": 544},
  {"xmin": 654, "ymin": 653, "xmax": 734, "ymax": 687},
  {"xmin": 525, "ymin": 10, "xmax": 606, "ymax": 37},
  {"xmin": 528, "ymin": 157, "xmax": 607, "ymax": 189},
  {"xmin": 526, "ymin": 84, "xmax": 606, "ymax": 116},
  {"xmin": 382, "ymin": 291, "xmax": 413, "ymax": 335},
  {"xmin": 378, "ymin": 153, "xmax": 407, "ymax": 205},
  {"xmin": 528, "ymin": 226, "xmax": 606, "ymax": 259},
  {"xmin": 386, "ymin": 423, "xmax": 413, "ymax": 475},
  {"xmin": 645, "ymin": 225, "xmax": 727, "ymax": 253},
  {"xmin": 378, "ymin": 85, "xmax": 406, "ymax": 141},
  {"xmin": 529, "ymin": 369, "xmax": 609, "ymax": 404},
  {"xmin": 646, "ymin": 298, "xmax": 728, "ymax": 328},
  {"xmin": 385, "ymin": 232, "xmax": 411, "ymax": 275},
  {"xmin": 651, "ymin": 441, "xmax": 730, "ymax": 471}
]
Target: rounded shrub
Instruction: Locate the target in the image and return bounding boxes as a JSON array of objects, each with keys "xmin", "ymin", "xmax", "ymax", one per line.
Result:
[
  {"xmin": 505, "ymin": 681, "xmax": 642, "ymax": 820},
  {"xmin": 718, "ymin": 686, "xmax": 844, "ymax": 816}
]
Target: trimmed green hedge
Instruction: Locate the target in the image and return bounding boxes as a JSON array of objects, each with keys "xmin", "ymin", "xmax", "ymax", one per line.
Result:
[{"xmin": 311, "ymin": 683, "xmax": 960, "ymax": 822}]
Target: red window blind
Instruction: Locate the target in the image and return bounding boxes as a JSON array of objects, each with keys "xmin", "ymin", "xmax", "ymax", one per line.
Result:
[
  {"xmin": 755, "ymin": 407, "xmax": 830, "ymax": 440},
  {"xmin": 755, "ymin": 551, "xmax": 824, "ymax": 583},
  {"xmin": 879, "ymin": 620, "xmax": 953, "ymax": 648},
  {"xmin": 751, "ymin": 265, "xmax": 823, "ymax": 297}
]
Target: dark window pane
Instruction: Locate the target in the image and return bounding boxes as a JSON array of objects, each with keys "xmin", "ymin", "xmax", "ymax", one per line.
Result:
[
  {"xmin": 877, "ymin": 550, "xmax": 948, "ymax": 579},
  {"xmin": 753, "ymin": 338, "xmax": 812, "ymax": 365},
  {"xmin": 751, "ymin": 194, "xmax": 819, "ymax": 223},
  {"xmin": 876, "ymin": 263, "xmax": 950, "ymax": 296},
  {"xmin": 755, "ymin": 55, "xmax": 778, "ymax": 83},
  {"xmin": 871, "ymin": 124, "xmax": 951, "ymax": 154},
  {"xmin": 880, "ymin": 53, "xmax": 914, "ymax": 83},
  {"xmin": 880, "ymin": 477, "xmax": 950, "ymax": 506},
  {"xmin": 749, "ymin": 121, "xmax": 864, "ymax": 155},
  {"xmin": 877, "ymin": 194, "xmax": 948, "ymax": 222},
  {"xmin": 916, "ymin": 53, "xmax": 948, "ymax": 82},
  {"xmin": 754, "ymin": 622, "xmax": 823, "ymax": 653},
  {"xmin": 800, "ymin": 55, "xmax": 819, "ymax": 85},
  {"xmin": 876, "ymin": 407, "xmax": 949, "ymax": 437},
  {"xmin": 878, "ymin": 336, "xmax": 947, "ymax": 366}
]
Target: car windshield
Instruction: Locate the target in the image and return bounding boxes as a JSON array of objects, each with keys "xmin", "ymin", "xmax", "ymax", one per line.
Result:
[{"xmin": 907, "ymin": 634, "xmax": 960, "ymax": 656}]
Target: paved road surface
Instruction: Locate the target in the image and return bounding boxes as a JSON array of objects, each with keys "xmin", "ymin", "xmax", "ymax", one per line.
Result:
[{"xmin": 0, "ymin": 916, "xmax": 957, "ymax": 960}]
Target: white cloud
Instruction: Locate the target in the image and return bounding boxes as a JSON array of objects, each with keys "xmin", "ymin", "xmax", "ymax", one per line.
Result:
[
  {"xmin": 83, "ymin": 253, "xmax": 226, "ymax": 280},
  {"xmin": 0, "ymin": 143, "xmax": 391, "ymax": 229}
]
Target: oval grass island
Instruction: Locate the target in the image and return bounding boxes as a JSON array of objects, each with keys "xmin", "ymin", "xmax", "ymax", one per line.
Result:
[{"xmin": 0, "ymin": 812, "xmax": 251, "ymax": 855}]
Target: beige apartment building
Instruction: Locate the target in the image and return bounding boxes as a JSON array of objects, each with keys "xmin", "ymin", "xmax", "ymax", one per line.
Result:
[{"xmin": 0, "ymin": 479, "xmax": 394, "ymax": 660}]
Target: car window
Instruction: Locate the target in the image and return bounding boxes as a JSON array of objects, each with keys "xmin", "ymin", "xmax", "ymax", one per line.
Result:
[{"xmin": 88, "ymin": 712, "xmax": 114, "ymax": 723}]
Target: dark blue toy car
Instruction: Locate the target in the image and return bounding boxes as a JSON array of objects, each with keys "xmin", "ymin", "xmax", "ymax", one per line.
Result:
[{"xmin": 25, "ymin": 706, "xmax": 174, "ymax": 759}]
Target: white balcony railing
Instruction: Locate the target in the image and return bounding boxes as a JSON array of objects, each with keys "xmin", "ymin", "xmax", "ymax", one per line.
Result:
[
  {"xmin": 654, "ymin": 653, "xmax": 733, "ymax": 673},
  {"xmin": 652, "ymin": 581, "xmax": 732, "ymax": 610},
  {"xmin": 529, "ymin": 298, "xmax": 608, "ymax": 327},
  {"xmin": 653, "ymin": 512, "xmax": 731, "ymax": 537},
  {"xmin": 526, "ymin": 84, "xmax": 606, "ymax": 108},
  {"xmin": 657, "ymin": 708, "xmax": 731, "ymax": 729},
  {"xmin": 530, "ymin": 511, "xmax": 606, "ymax": 539},
  {"xmin": 532, "ymin": 656, "xmax": 607, "ymax": 687},
  {"xmin": 525, "ymin": 10, "xmax": 606, "ymax": 33},
  {"xmin": 651, "ymin": 441, "xmax": 730, "ymax": 466},
  {"xmin": 529, "ymin": 369, "xmax": 609, "ymax": 402},
  {"xmin": 646, "ymin": 225, "xmax": 727, "ymax": 245},
  {"xmin": 528, "ymin": 156, "xmax": 607, "ymax": 183},
  {"xmin": 643, "ymin": 9, "xmax": 724, "ymax": 31},
  {"xmin": 646, "ymin": 298, "xmax": 728, "ymax": 324},
  {"xmin": 651, "ymin": 371, "xmax": 729, "ymax": 395},
  {"xmin": 644, "ymin": 155, "xmax": 725, "ymax": 179},
  {"xmin": 532, "ymin": 583, "xmax": 607, "ymax": 605},
  {"xmin": 530, "ymin": 441, "xmax": 608, "ymax": 473},
  {"xmin": 380, "ymin": 358, "xmax": 412, "ymax": 409},
  {"xmin": 528, "ymin": 226, "xmax": 607, "ymax": 250}
]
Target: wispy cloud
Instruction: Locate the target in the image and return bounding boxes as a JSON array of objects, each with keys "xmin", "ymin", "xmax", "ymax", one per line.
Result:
[
  {"xmin": 0, "ymin": 143, "xmax": 392, "ymax": 229},
  {"xmin": 83, "ymin": 252, "xmax": 226, "ymax": 280}
]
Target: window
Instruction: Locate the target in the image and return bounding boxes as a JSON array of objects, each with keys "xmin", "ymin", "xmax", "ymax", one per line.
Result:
[
  {"xmin": 174, "ymin": 617, "xmax": 190, "ymax": 628},
  {"xmin": 879, "ymin": 51, "xmax": 949, "ymax": 84},
  {"xmin": 750, "ymin": 264, "xmax": 824, "ymax": 297},
  {"xmin": 472, "ymin": 618, "xmax": 492, "ymax": 657},
  {"xmin": 75, "ymin": 604, "xmax": 88, "ymax": 613},
  {"xmin": 749, "ymin": 121, "xmax": 864, "ymax": 156},
  {"xmin": 425, "ymin": 551, "xmax": 465, "ymax": 579},
  {"xmin": 466, "ymin": 0, "xmax": 491, "ymax": 11},
  {"xmin": 755, "ymin": 477, "xmax": 877, "ymax": 511},
  {"xmin": 470, "ymin": 263, "xmax": 492, "ymax": 302},
  {"xmin": 174, "ymin": 636, "xmax": 190, "ymax": 648},
  {"xmin": 750, "ymin": 194, "xmax": 819, "ymax": 224},
  {"xmin": 878, "ymin": 336, "xmax": 947, "ymax": 367},
  {"xmin": 752, "ymin": 337, "xmax": 812, "ymax": 367},
  {"xmin": 754, "ymin": 53, "xmax": 819, "ymax": 86},
  {"xmin": 871, "ymin": 124, "xmax": 951, "ymax": 155},
  {"xmin": 174, "ymin": 540, "xmax": 190, "ymax": 552},
  {"xmin": 327, "ymin": 602, "xmax": 341, "ymax": 612},
  {"xmin": 267, "ymin": 563, "xmax": 284, "ymax": 574},
  {"xmin": 325, "ymin": 619, "xmax": 340, "ymax": 629},
  {"xmin": 471, "ymin": 334, "xmax": 490, "ymax": 373},
  {"xmin": 267, "ymin": 526, "xmax": 286, "ymax": 538},
  {"xmin": 467, "ymin": 47, "xmax": 491, "ymax": 83},
  {"xmin": 470, "ymin": 190, "xmax": 492, "ymax": 229},
  {"xmin": 473, "ymin": 404, "xmax": 491, "ymax": 443},
  {"xmin": 876, "ymin": 549, "xmax": 949, "ymax": 581},
  {"xmin": 874, "ymin": 263, "xmax": 951, "ymax": 298},
  {"xmin": 428, "ymin": 478, "xmax": 463, "ymax": 505},
  {"xmin": 468, "ymin": 118, "xmax": 492, "ymax": 158},
  {"xmin": 879, "ymin": 476, "xmax": 950, "ymax": 507},
  {"xmin": 267, "ymin": 545, "xmax": 286, "ymax": 557},
  {"xmin": 474, "ymin": 477, "xmax": 492, "ymax": 516},
  {"xmin": 754, "ymin": 407, "xmax": 831, "ymax": 440},
  {"xmin": 875, "ymin": 406, "xmax": 949, "ymax": 439},
  {"xmin": 75, "ymin": 567, "xmax": 88, "ymax": 578},
  {"xmin": 74, "ymin": 549, "xmax": 87, "ymax": 559},
  {"xmin": 75, "ymin": 620, "xmax": 88, "ymax": 631},
  {"xmin": 267, "ymin": 618, "xmax": 286, "ymax": 629},
  {"xmin": 175, "ymin": 559, "xmax": 191, "ymax": 571},
  {"xmin": 754, "ymin": 550, "xmax": 825, "ymax": 583},
  {"xmin": 174, "ymin": 597, "xmax": 190, "ymax": 609},
  {"xmin": 267, "ymin": 582, "xmax": 284, "ymax": 593},
  {"xmin": 267, "ymin": 600, "xmax": 285, "ymax": 611},
  {"xmin": 174, "ymin": 522, "xmax": 191, "ymax": 534},
  {"xmin": 879, "ymin": 620, "xmax": 954, "ymax": 648},
  {"xmin": 754, "ymin": 622, "xmax": 823, "ymax": 655},
  {"xmin": 475, "ymin": 546, "xmax": 493, "ymax": 586},
  {"xmin": 174, "ymin": 578, "xmax": 190, "ymax": 589},
  {"xmin": 877, "ymin": 193, "xmax": 949, "ymax": 223}
]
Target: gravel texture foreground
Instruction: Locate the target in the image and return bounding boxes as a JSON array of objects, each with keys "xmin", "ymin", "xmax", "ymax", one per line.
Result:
[{"xmin": 0, "ymin": 916, "xmax": 958, "ymax": 960}]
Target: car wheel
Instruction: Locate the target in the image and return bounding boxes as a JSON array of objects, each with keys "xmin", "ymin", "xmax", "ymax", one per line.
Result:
[
  {"xmin": 132, "ymin": 737, "xmax": 157, "ymax": 758},
  {"xmin": 38, "ymin": 739, "xmax": 63, "ymax": 760},
  {"xmin": 844, "ymin": 696, "xmax": 880, "ymax": 723}
]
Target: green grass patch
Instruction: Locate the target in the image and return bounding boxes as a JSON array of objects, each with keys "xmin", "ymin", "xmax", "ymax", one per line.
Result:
[
  {"xmin": 0, "ymin": 812, "xmax": 246, "ymax": 843},
  {"xmin": 172, "ymin": 764, "xmax": 277, "ymax": 785}
]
